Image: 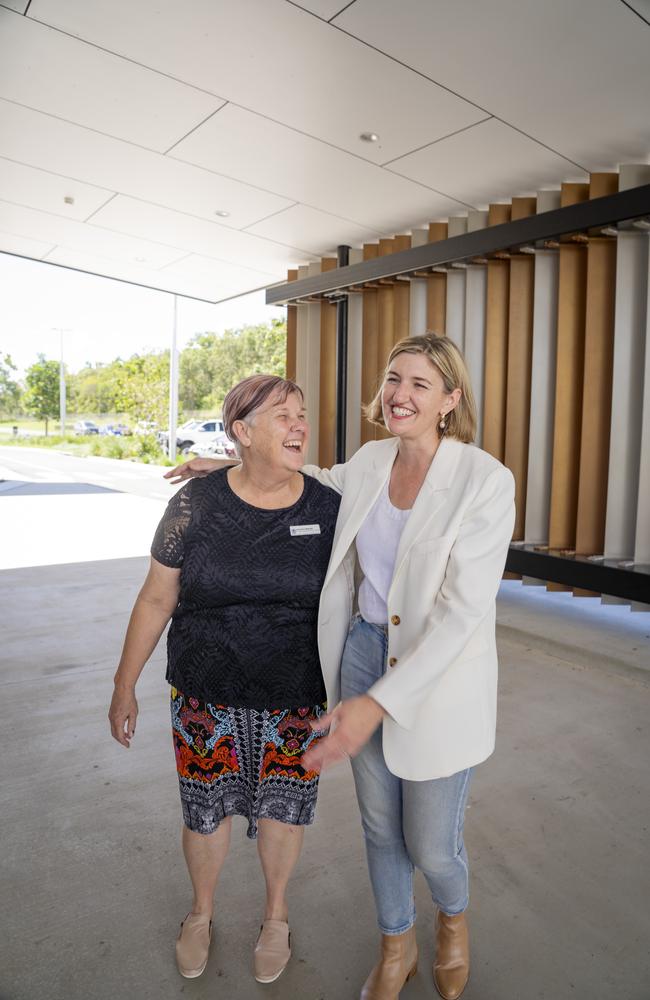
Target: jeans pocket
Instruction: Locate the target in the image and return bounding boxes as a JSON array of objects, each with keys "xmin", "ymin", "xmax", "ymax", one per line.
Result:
[{"xmin": 347, "ymin": 611, "xmax": 362, "ymax": 636}]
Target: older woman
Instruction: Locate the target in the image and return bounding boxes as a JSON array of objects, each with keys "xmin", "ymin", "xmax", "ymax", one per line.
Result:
[
  {"xmin": 169, "ymin": 335, "xmax": 515, "ymax": 1000},
  {"xmin": 109, "ymin": 374, "xmax": 340, "ymax": 984}
]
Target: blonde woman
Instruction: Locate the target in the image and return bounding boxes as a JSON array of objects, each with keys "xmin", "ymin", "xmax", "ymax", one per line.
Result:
[{"xmin": 168, "ymin": 335, "xmax": 515, "ymax": 1000}]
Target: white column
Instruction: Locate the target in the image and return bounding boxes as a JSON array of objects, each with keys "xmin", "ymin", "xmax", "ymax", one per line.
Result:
[
  {"xmin": 603, "ymin": 230, "xmax": 648, "ymax": 561},
  {"xmin": 346, "ymin": 248, "xmax": 363, "ymax": 458},
  {"xmin": 520, "ymin": 190, "xmax": 561, "ymax": 587},
  {"xmin": 409, "ymin": 229, "xmax": 428, "ymax": 336},
  {"xmin": 464, "ymin": 210, "xmax": 488, "ymax": 446},
  {"xmin": 59, "ymin": 329, "xmax": 66, "ymax": 437},
  {"xmin": 445, "ymin": 216, "xmax": 468, "ymax": 350},
  {"xmin": 168, "ymin": 295, "xmax": 179, "ymax": 463},
  {"xmin": 523, "ymin": 190, "xmax": 562, "ymax": 546},
  {"xmin": 604, "ymin": 166, "xmax": 650, "ymax": 561},
  {"xmin": 523, "ymin": 249, "xmax": 559, "ymax": 547}
]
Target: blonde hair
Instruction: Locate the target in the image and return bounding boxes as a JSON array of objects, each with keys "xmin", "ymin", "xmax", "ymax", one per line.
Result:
[{"xmin": 364, "ymin": 334, "xmax": 477, "ymax": 443}]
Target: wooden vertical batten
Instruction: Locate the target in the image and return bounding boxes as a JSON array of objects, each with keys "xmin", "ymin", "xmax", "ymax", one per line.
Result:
[
  {"xmin": 426, "ymin": 222, "xmax": 448, "ymax": 335},
  {"xmin": 360, "ymin": 243, "xmax": 380, "ymax": 445},
  {"xmin": 393, "ymin": 234, "xmax": 412, "ymax": 347},
  {"xmin": 504, "ymin": 197, "xmax": 537, "ymax": 540},
  {"xmin": 575, "ymin": 173, "xmax": 619, "ymax": 558},
  {"xmin": 547, "ymin": 182, "xmax": 590, "ymax": 589},
  {"xmin": 482, "ymin": 203, "xmax": 512, "ymax": 463}
]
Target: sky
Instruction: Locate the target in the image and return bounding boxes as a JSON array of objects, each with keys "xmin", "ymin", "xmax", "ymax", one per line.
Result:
[{"xmin": 0, "ymin": 252, "xmax": 285, "ymax": 378}]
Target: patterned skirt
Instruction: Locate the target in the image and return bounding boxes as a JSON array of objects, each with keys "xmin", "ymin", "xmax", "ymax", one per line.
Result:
[{"xmin": 170, "ymin": 687, "xmax": 326, "ymax": 839}]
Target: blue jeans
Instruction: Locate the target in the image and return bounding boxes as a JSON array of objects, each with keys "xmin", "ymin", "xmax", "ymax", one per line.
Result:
[{"xmin": 341, "ymin": 615, "xmax": 472, "ymax": 935}]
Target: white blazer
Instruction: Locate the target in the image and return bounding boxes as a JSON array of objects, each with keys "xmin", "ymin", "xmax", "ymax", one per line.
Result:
[{"xmin": 304, "ymin": 436, "xmax": 515, "ymax": 781}]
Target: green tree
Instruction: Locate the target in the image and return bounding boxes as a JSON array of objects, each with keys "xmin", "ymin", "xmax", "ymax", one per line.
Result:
[
  {"xmin": 179, "ymin": 318, "xmax": 286, "ymax": 413},
  {"xmin": 0, "ymin": 353, "xmax": 22, "ymax": 416},
  {"xmin": 113, "ymin": 351, "xmax": 169, "ymax": 425},
  {"xmin": 24, "ymin": 355, "xmax": 61, "ymax": 435},
  {"xmin": 179, "ymin": 334, "xmax": 218, "ymax": 411},
  {"xmin": 68, "ymin": 362, "xmax": 118, "ymax": 415}
]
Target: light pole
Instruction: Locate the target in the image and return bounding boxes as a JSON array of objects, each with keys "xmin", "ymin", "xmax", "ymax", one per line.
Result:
[
  {"xmin": 52, "ymin": 327, "xmax": 70, "ymax": 437},
  {"xmin": 168, "ymin": 297, "xmax": 179, "ymax": 463}
]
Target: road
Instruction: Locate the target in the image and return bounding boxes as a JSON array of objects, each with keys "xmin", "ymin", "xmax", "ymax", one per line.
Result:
[
  {"xmin": 0, "ymin": 445, "xmax": 177, "ymax": 500},
  {"xmin": 0, "ymin": 446, "xmax": 180, "ymax": 570}
]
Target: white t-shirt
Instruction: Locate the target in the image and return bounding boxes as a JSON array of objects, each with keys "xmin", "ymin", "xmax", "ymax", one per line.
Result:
[{"xmin": 357, "ymin": 479, "xmax": 412, "ymax": 625}]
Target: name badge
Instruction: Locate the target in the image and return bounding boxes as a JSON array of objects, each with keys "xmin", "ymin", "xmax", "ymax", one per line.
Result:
[{"xmin": 290, "ymin": 524, "xmax": 321, "ymax": 536}]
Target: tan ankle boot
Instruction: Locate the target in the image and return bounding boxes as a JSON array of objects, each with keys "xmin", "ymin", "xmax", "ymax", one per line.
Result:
[
  {"xmin": 433, "ymin": 910, "xmax": 469, "ymax": 1000},
  {"xmin": 360, "ymin": 926, "xmax": 418, "ymax": 999}
]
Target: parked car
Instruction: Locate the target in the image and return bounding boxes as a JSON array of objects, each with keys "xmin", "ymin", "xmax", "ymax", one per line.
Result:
[
  {"xmin": 100, "ymin": 422, "xmax": 132, "ymax": 436},
  {"xmin": 159, "ymin": 418, "xmax": 226, "ymax": 455},
  {"xmin": 157, "ymin": 418, "xmax": 200, "ymax": 448},
  {"xmin": 73, "ymin": 420, "xmax": 99, "ymax": 435}
]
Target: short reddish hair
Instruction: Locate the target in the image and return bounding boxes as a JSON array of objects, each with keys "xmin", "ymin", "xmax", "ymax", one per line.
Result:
[{"xmin": 222, "ymin": 374, "xmax": 304, "ymax": 446}]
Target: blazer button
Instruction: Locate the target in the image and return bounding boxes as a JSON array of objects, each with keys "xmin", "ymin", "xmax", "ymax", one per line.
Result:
[
  {"xmin": 390, "ymin": 615, "xmax": 401, "ymax": 626},
  {"xmin": 389, "ymin": 657, "xmax": 397, "ymax": 667}
]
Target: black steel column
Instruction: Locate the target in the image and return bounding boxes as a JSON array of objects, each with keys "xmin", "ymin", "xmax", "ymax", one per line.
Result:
[{"xmin": 335, "ymin": 244, "xmax": 350, "ymax": 464}]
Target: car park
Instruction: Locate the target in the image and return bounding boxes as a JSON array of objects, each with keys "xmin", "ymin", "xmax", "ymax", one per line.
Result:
[
  {"xmin": 134, "ymin": 420, "xmax": 159, "ymax": 436},
  {"xmin": 202, "ymin": 432, "xmax": 238, "ymax": 459},
  {"xmin": 73, "ymin": 420, "xmax": 99, "ymax": 435},
  {"xmin": 159, "ymin": 418, "xmax": 227, "ymax": 455}
]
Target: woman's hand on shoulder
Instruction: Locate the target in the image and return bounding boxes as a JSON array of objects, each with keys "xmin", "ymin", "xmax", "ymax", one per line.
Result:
[
  {"xmin": 108, "ymin": 684, "xmax": 139, "ymax": 748},
  {"xmin": 303, "ymin": 695, "xmax": 385, "ymax": 771},
  {"xmin": 163, "ymin": 456, "xmax": 238, "ymax": 484}
]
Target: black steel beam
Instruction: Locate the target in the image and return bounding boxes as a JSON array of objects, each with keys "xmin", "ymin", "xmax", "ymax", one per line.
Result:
[
  {"xmin": 335, "ymin": 245, "xmax": 350, "ymax": 463},
  {"xmin": 505, "ymin": 546, "xmax": 650, "ymax": 604},
  {"xmin": 267, "ymin": 183, "xmax": 650, "ymax": 305}
]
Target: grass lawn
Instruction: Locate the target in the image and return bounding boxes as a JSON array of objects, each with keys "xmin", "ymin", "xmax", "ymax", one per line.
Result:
[{"xmin": 0, "ymin": 422, "xmax": 173, "ymax": 465}]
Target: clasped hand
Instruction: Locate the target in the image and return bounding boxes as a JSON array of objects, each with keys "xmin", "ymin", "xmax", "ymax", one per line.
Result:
[{"xmin": 303, "ymin": 694, "xmax": 385, "ymax": 772}]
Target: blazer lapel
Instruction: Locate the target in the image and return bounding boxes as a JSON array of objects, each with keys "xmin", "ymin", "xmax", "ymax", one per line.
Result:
[
  {"xmin": 391, "ymin": 437, "xmax": 464, "ymax": 582},
  {"xmin": 322, "ymin": 439, "xmax": 397, "ymax": 587}
]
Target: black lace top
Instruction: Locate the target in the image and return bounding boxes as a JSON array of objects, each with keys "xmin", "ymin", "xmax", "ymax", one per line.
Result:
[{"xmin": 151, "ymin": 469, "xmax": 340, "ymax": 709}]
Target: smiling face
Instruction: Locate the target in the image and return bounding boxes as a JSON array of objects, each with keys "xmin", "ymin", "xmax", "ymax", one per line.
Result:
[
  {"xmin": 233, "ymin": 388, "xmax": 309, "ymax": 472},
  {"xmin": 381, "ymin": 351, "xmax": 461, "ymax": 442}
]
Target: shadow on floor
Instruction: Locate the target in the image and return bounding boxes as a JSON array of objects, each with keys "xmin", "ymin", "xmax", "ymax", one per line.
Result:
[{"xmin": 0, "ymin": 480, "xmax": 119, "ymax": 496}]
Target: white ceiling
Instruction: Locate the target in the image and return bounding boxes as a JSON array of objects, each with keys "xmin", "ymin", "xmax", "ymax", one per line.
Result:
[{"xmin": 0, "ymin": 0, "xmax": 648, "ymax": 303}]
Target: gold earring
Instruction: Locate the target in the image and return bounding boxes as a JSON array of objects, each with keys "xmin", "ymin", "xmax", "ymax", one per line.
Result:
[{"xmin": 439, "ymin": 412, "xmax": 447, "ymax": 431}]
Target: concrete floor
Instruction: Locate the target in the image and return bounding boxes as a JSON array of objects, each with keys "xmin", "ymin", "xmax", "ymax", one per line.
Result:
[{"xmin": 1, "ymin": 556, "xmax": 649, "ymax": 1000}]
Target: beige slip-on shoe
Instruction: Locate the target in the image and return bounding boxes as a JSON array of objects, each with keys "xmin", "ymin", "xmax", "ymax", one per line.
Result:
[
  {"xmin": 254, "ymin": 919, "xmax": 291, "ymax": 983},
  {"xmin": 175, "ymin": 912, "xmax": 212, "ymax": 979}
]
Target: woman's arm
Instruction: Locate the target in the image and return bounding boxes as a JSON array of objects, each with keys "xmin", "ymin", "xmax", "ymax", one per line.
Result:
[
  {"xmin": 301, "ymin": 461, "xmax": 347, "ymax": 496},
  {"xmin": 164, "ymin": 456, "xmax": 349, "ymax": 495},
  {"xmin": 164, "ymin": 456, "xmax": 236, "ymax": 484},
  {"xmin": 108, "ymin": 557, "xmax": 180, "ymax": 748}
]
